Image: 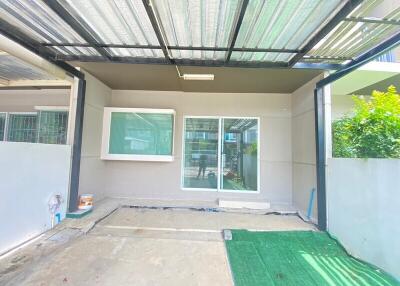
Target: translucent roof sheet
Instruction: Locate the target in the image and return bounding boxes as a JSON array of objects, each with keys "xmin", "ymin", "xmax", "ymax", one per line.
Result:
[
  {"xmin": 307, "ymin": 0, "xmax": 400, "ymax": 61},
  {"xmin": 231, "ymin": 51, "xmax": 295, "ymax": 62},
  {"xmin": 59, "ymin": 0, "xmax": 163, "ymax": 58},
  {"xmin": 0, "ymin": 0, "xmax": 85, "ymax": 44},
  {"xmin": 104, "ymin": 48, "xmax": 164, "ymax": 58},
  {"xmin": 233, "ymin": 0, "xmax": 343, "ymax": 58},
  {"xmin": 152, "ymin": 0, "xmax": 240, "ymax": 60},
  {"xmin": 0, "ymin": 52, "xmax": 56, "ymax": 80},
  {"xmin": 171, "ymin": 50, "xmax": 226, "ymax": 61}
]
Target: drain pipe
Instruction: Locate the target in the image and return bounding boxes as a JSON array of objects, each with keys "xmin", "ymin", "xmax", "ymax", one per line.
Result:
[{"xmin": 0, "ymin": 34, "xmax": 72, "ymax": 82}]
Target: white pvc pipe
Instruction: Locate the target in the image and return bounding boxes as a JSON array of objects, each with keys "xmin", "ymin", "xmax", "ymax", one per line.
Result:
[{"xmin": 0, "ymin": 34, "xmax": 73, "ymax": 82}]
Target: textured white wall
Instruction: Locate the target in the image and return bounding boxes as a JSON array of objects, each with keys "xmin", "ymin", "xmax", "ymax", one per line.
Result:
[
  {"xmin": 291, "ymin": 75, "xmax": 323, "ymax": 221},
  {"xmin": 78, "ymin": 71, "xmax": 111, "ymax": 201},
  {"xmin": 0, "ymin": 142, "xmax": 71, "ymax": 254},
  {"xmin": 0, "ymin": 89, "xmax": 70, "ymax": 112},
  {"xmin": 328, "ymin": 158, "xmax": 400, "ymax": 280},
  {"xmin": 102, "ymin": 90, "xmax": 292, "ymax": 205}
]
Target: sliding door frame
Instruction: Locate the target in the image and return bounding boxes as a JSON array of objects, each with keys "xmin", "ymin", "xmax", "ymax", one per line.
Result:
[{"xmin": 181, "ymin": 115, "xmax": 260, "ymax": 193}]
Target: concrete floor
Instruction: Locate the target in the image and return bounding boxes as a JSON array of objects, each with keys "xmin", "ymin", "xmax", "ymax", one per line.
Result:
[{"xmin": 0, "ymin": 199, "xmax": 315, "ymax": 286}]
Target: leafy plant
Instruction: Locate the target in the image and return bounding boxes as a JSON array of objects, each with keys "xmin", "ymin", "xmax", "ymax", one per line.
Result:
[
  {"xmin": 332, "ymin": 85, "xmax": 400, "ymax": 158},
  {"xmin": 244, "ymin": 142, "xmax": 258, "ymax": 156}
]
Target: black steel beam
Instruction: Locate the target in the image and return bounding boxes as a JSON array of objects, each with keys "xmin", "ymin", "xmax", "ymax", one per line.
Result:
[
  {"xmin": 344, "ymin": 16, "xmax": 400, "ymax": 26},
  {"xmin": 59, "ymin": 54, "xmax": 342, "ymax": 70},
  {"xmin": 289, "ymin": 0, "xmax": 363, "ymax": 67},
  {"xmin": 317, "ymin": 31, "xmax": 400, "ymax": 88},
  {"xmin": 142, "ymin": 0, "xmax": 172, "ymax": 63},
  {"xmin": 314, "ymin": 87, "xmax": 327, "ymax": 231},
  {"xmin": 0, "ymin": 18, "xmax": 84, "ymax": 79},
  {"xmin": 225, "ymin": 0, "xmax": 249, "ymax": 62},
  {"xmin": 68, "ymin": 78, "xmax": 86, "ymax": 213},
  {"xmin": 42, "ymin": 0, "xmax": 112, "ymax": 60},
  {"xmin": 42, "ymin": 42, "xmax": 300, "ymax": 54}
]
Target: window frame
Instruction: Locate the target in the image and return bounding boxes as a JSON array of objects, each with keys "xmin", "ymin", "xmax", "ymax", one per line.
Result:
[
  {"xmin": 0, "ymin": 108, "xmax": 69, "ymax": 144},
  {"xmin": 101, "ymin": 107, "xmax": 176, "ymax": 162},
  {"xmin": 181, "ymin": 115, "xmax": 260, "ymax": 193},
  {"xmin": 35, "ymin": 108, "xmax": 69, "ymax": 145},
  {"xmin": 6, "ymin": 112, "xmax": 38, "ymax": 143},
  {"xmin": 0, "ymin": 112, "xmax": 7, "ymax": 141}
]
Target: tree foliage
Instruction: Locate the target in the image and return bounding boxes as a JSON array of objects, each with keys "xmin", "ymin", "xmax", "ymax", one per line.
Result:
[{"xmin": 332, "ymin": 85, "xmax": 400, "ymax": 158}]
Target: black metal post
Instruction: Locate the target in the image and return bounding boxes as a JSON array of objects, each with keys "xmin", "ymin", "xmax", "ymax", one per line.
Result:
[
  {"xmin": 314, "ymin": 87, "xmax": 327, "ymax": 231},
  {"xmin": 68, "ymin": 79, "xmax": 86, "ymax": 212}
]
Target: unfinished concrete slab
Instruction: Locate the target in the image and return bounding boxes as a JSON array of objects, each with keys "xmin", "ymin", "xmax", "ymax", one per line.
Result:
[
  {"xmin": 0, "ymin": 199, "xmax": 315, "ymax": 286},
  {"xmin": 4, "ymin": 235, "xmax": 232, "ymax": 286},
  {"xmin": 96, "ymin": 207, "xmax": 314, "ymax": 232}
]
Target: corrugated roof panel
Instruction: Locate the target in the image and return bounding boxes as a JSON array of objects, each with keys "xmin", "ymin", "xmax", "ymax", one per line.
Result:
[
  {"xmin": 308, "ymin": 0, "xmax": 400, "ymax": 60},
  {"xmin": 230, "ymin": 52, "xmax": 295, "ymax": 62},
  {"xmin": 234, "ymin": 0, "xmax": 343, "ymax": 61},
  {"xmin": 0, "ymin": 0, "xmax": 87, "ymax": 45},
  {"xmin": 50, "ymin": 46, "xmax": 101, "ymax": 57},
  {"xmin": 0, "ymin": 54, "xmax": 56, "ymax": 80},
  {"xmin": 104, "ymin": 48, "xmax": 165, "ymax": 58},
  {"xmin": 171, "ymin": 50, "xmax": 226, "ymax": 61},
  {"xmin": 151, "ymin": 0, "xmax": 240, "ymax": 59},
  {"xmin": 60, "ymin": 0, "xmax": 162, "ymax": 58}
]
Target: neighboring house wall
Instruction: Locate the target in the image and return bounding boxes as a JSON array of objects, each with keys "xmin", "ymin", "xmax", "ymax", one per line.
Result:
[
  {"xmin": 0, "ymin": 89, "xmax": 70, "ymax": 112},
  {"xmin": 331, "ymin": 94, "xmax": 355, "ymax": 120},
  {"xmin": 102, "ymin": 90, "xmax": 292, "ymax": 205},
  {"xmin": 291, "ymin": 75, "xmax": 323, "ymax": 222},
  {"xmin": 0, "ymin": 142, "xmax": 71, "ymax": 254},
  {"xmin": 78, "ymin": 71, "xmax": 111, "ymax": 201},
  {"xmin": 327, "ymin": 158, "xmax": 400, "ymax": 280}
]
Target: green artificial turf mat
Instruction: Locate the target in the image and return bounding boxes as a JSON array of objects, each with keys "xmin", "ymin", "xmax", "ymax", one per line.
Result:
[{"xmin": 225, "ymin": 230, "xmax": 399, "ymax": 286}]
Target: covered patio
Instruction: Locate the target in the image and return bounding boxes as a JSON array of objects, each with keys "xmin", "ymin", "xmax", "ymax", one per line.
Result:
[{"xmin": 0, "ymin": 0, "xmax": 399, "ymax": 285}]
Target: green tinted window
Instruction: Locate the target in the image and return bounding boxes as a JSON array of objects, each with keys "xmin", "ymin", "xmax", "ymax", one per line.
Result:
[{"xmin": 109, "ymin": 112, "xmax": 173, "ymax": 156}]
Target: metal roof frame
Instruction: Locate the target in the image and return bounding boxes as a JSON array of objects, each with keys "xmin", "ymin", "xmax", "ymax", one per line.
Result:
[{"xmin": 0, "ymin": 0, "xmax": 398, "ymax": 78}]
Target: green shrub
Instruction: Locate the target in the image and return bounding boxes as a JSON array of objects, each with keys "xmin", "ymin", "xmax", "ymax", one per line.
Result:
[{"xmin": 332, "ymin": 85, "xmax": 400, "ymax": 158}]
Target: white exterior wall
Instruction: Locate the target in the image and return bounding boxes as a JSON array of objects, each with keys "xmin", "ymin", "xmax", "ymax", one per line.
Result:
[
  {"xmin": 101, "ymin": 90, "xmax": 292, "ymax": 205},
  {"xmin": 0, "ymin": 142, "xmax": 71, "ymax": 254},
  {"xmin": 291, "ymin": 75, "xmax": 323, "ymax": 221},
  {"xmin": 0, "ymin": 89, "xmax": 70, "ymax": 112},
  {"xmin": 78, "ymin": 72, "xmax": 111, "ymax": 201},
  {"xmin": 327, "ymin": 158, "xmax": 400, "ymax": 280}
]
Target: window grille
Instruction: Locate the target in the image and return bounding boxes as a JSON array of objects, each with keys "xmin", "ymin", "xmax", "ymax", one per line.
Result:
[
  {"xmin": 38, "ymin": 111, "xmax": 68, "ymax": 144},
  {"xmin": 7, "ymin": 113, "xmax": 37, "ymax": 143}
]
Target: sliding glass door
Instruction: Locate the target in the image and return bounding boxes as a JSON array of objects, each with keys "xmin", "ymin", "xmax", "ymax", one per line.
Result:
[
  {"xmin": 183, "ymin": 118, "xmax": 219, "ymax": 189},
  {"xmin": 183, "ymin": 117, "xmax": 259, "ymax": 192}
]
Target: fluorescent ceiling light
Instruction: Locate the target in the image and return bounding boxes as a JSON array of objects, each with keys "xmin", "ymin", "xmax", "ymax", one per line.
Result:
[{"xmin": 182, "ymin": 74, "xmax": 215, "ymax": 81}]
